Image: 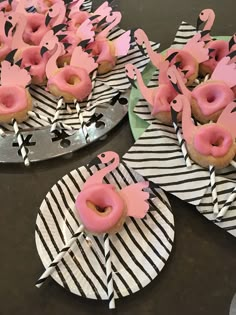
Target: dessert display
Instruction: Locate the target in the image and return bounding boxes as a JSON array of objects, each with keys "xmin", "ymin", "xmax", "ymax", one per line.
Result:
[
  {"xmin": 36, "ymin": 151, "xmax": 174, "ymax": 308},
  {"xmin": 123, "ymin": 9, "xmax": 236, "ymax": 235},
  {"xmin": 0, "ymin": 0, "xmax": 153, "ymax": 165}
]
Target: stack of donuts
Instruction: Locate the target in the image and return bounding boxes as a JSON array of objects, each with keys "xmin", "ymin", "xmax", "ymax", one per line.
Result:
[
  {"xmin": 126, "ymin": 8, "xmax": 236, "ymax": 170},
  {"xmin": 0, "ymin": 0, "xmax": 131, "ymax": 124}
]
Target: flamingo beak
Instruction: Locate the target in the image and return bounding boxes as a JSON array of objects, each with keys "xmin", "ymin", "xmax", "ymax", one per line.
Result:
[
  {"xmin": 196, "ymin": 17, "xmax": 203, "ymax": 31},
  {"xmin": 45, "ymin": 13, "xmax": 52, "ymax": 26},
  {"xmin": 171, "ymin": 106, "xmax": 179, "ymax": 124},
  {"xmin": 127, "ymin": 76, "xmax": 137, "ymax": 89},
  {"xmin": 165, "ymin": 51, "xmax": 178, "ymax": 63},
  {"xmin": 5, "ymin": 48, "xmax": 18, "ymax": 64},
  {"xmin": 170, "ymin": 81, "xmax": 182, "ymax": 94},
  {"xmin": 136, "ymin": 43, "xmax": 146, "ymax": 56},
  {"xmin": 227, "ymin": 50, "xmax": 236, "ymax": 60},
  {"xmin": 78, "ymin": 39, "xmax": 91, "ymax": 48},
  {"xmin": 4, "ymin": 20, "xmax": 12, "ymax": 37},
  {"xmin": 40, "ymin": 46, "xmax": 48, "ymax": 56},
  {"xmin": 88, "ymin": 156, "xmax": 101, "ymax": 168},
  {"xmin": 229, "ymin": 36, "xmax": 236, "ymax": 50},
  {"xmin": 200, "ymin": 30, "xmax": 210, "ymax": 38}
]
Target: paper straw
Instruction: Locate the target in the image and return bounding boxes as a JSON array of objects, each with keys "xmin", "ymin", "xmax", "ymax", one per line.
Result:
[
  {"xmin": 0, "ymin": 128, "xmax": 6, "ymax": 137},
  {"xmin": 86, "ymin": 70, "xmax": 97, "ymax": 109},
  {"xmin": 35, "ymin": 225, "xmax": 84, "ymax": 288},
  {"xmin": 74, "ymin": 100, "xmax": 90, "ymax": 143},
  {"xmin": 215, "ymin": 186, "xmax": 236, "ymax": 222},
  {"xmin": 12, "ymin": 119, "xmax": 30, "ymax": 166},
  {"xmin": 50, "ymin": 97, "xmax": 64, "ymax": 133},
  {"xmin": 104, "ymin": 233, "xmax": 115, "ymax": 309},
  {"xmin": 209, "ymin": 165, "xmax": 219, "ymax": 214},
  {"xmin": 230, "ymin": 161, "xmax": 236, "ymax": 168},
  {"xmin": 28, "ymin": 111, "xmax": 73, "ymax": 131},
  {"xmin": 173, "ymin": 122, "xmax": 192, "ymax": 168}
]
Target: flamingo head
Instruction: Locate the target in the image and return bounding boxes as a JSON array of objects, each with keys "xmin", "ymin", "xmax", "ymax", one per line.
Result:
[
  {"xmin": 88, "ymin": 151, "xmax": 119, "ymax": 168},
  {"xmin": 125, "ymin": 63, "xmax": 137, "ymax": 88},
  {"xmin": 4, "ymin": 11, "xmax": 22, "ymax": 37},
  {"xmin": 197, "ymin": 8, "xmax": 214, "ymax": 30},
  {"xmin": 170, "ymin": 94, "xmax": 186, "ymax": 123},
  {"xmin": 167, "ymin": 65, "xmax": 183, "ymax": 94},
  {"xmin": 45, "ymin": 0, "xmax": 65, "ymax": 26},
  {"xmin": 105, "ymin": 10, "xmax": 121, "ymax": 24},
  {"xmin": 40, "ymin": 30, "xmax": 59, "ymax": 55}
]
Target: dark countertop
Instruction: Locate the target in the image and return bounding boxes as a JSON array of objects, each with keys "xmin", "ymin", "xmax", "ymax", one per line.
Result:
[{"xmin": 1, "ymin": 1, "xmax": 236, "ymax": 314}]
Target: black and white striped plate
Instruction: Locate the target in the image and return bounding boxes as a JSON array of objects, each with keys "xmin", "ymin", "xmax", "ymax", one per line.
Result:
[
  {"xmin": 0, "ymin": 0, "xmax": 159, "ymax": 163},
  {"xmin": 35, "ymin": 162, "xmax": 174, "ymax": 299},
  {"xmin": 123, "ymin": 22, "xmax": 236, "ymax": 237}
]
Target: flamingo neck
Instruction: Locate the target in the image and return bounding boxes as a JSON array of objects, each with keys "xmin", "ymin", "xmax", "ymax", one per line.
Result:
[
  {"xmin": 45, "ymin": 43, "xmax": 62, "ymax": 78},
  {"xmin": 134, "ymin": 67, "xmax": 153, "ymax": 104},
  {"xmin": 12, "ymin": 17, "xmax": 28, "ymax": 49},
  {"xmin": 52, "ymin": 8, "xmax": 66, "ymax": 26},
  {"xmin": 97, "ymin": 13, "xmax": 121, "ymax": 39},
  {"xmin": 203, "ymin": 12, "xmax": 215, "ymax": 40},
  {"xmin": 175, "ymin": 70, "xmax": 191, "ymax": 99},
  {"xmin": 140, "ymin": 32, "xmax": 163, "ymax": 68},
  {"xmin": 181, "ymin": 97, "xmax": 196, "ymax": 143},
  {"xmin": 83, "ymin": 156, "xmax": 119, "ymax": 189},
  {"xmin": 159, "ymin": 61, "xmax": 170, "ymax": 85}
]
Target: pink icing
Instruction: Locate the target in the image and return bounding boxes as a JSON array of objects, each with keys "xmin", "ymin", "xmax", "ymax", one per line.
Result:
[
  {"xmin": 152, "ymin": 84, "xmax": 177, "ymax": 114},
  {"xmin": 47, "ymin": 65, "xmax": 92, "ymax": 101},
  {"xmin": 67, "ymin": 11, "xmax": 90, "ymax": 32},
  {"xmin": 20, "ymin": 46, "xmax": 49, "ymax": 84},
  {"xmin": 0, "ymin": 85, "xmax": 28, "ymax": 115},
  {"xmin": 201, "ymin": 40, "xmax": 229, "ymax": 73},
  {"xmin": 193, "ymin": 124, "xmax": 233, "ymax": 157},
  {"xmin": 192, "ymin": 81, "xmax": 234, "ymax": 116},
  {"xmin": 76, "ymin": 183, "xmax": 125, "ymax": 234},
  {"xmin": 23, "ymin": 13, "xmax": 49, "ymax": 46},
  {"xmin": 167, "ymin": 49, "xmax": 198, "ymax": 81},
  {"xmin": 88, "ymin": 39, "xmax": 116, "ymax": 66}
]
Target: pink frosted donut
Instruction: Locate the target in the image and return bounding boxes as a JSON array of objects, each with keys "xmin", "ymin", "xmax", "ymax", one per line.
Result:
[
  {"xmin": 47, "ymin": 65, "xmax": 92, "ymax": 102},
  {"xmin": 188, "ymin": 124, "xmax": 236, "ymax": 168},
  {"xmin": 23, "ymin": 13, "xmax": 49, "ymax": 46},
  {"xmin": 200, "ymin": 40, "xmax": 229, "ymax": 75},
  {"xmin": 150, "ymin": 84, "xmax": 178, "ymax": 124},
  {"xmin": 18, "ymin": 46, "xmax": 49, "ymax": 85},
  {"xmin": 166, "ymin": 49, "xmax": 198, "ymax": 85},
  {"xmin": 191, "ymin": 81, "xmax": 235, "ymax": 123},
  {"xmin": 76, "ymin": 184, "xmax": 126, "ymax": 234},
  {"xmin": 0, "ymin": 85, "xmax": 32, "ymax": 123},
  {"xmin": 88, "ymin": 39, "xmax": 117, "ymax": 74},
  {"xmin": 67, "ymin": 11, "xmax": 90, "ymax": 32}
]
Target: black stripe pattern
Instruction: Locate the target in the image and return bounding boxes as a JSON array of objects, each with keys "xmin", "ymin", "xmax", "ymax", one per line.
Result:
[
  {"xmin": 35, "ymin": 162, "xmax": 174, "ymax": 299},
  {"xmin": 123, "ymin": 21, "xmax": 236, "ymax": 237}
]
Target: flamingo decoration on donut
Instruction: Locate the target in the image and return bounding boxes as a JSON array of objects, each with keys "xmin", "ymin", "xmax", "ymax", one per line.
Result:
[
  {"xmin": 0, "ymin": 11, "xmax": 12, "ymax": 61},
  {"xmin": 76, "ymin": 151, "xmax": 150, "ymax": 235},
  {"xmin": 45, "ymin": 0, "xmax": 67, "ymax": 27},
  {"xmin": 196, "ymin": 8, "xmax": 230, "ymax": 76},
  {"xmin": 125, "ymin": 62, "xmax": 179, "ymax": 124},
  {"xmin": 88, "ymin": 11, "xmax": 131, "ymax": 74},
  {"xmin": 67, "ymin": 0, "xmax": 91, "ymax": 32},
  {"xmin": 170, "ymin": 93, "xmax": 236, "ymax": 169}
]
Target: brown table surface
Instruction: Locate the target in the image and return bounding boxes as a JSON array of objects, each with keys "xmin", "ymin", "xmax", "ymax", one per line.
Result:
[{"xmin": 1, "ymin": 1, "xmax": 236, "ymax": 314}]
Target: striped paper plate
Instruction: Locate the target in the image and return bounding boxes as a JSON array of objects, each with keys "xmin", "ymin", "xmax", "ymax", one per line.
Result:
[
  {"xmin": 124, "ymin": 22, "xmax": 236, "ymax": 237},
  {"xmin": 35, "ymin": 162, "xmax": 174, "ymax": 300}
]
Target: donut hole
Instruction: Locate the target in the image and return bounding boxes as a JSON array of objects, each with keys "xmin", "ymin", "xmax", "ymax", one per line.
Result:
[
  {"xmin": 31, "ymin": 24, "xmax": 40, "ymax": 33},
  {"xmin": 210, "ymin": 136, "xmax": 224, "ymax": 147},
  {"xmin": 206, "ymin": 94, "xmax": 216, "ymax": 103},
  {"xmin": 66, "ymin": 75, "xmax": 80, "ymax": 85},
  {"xmin": 87, "ymin": 200, "xmax": 112, "ymax": 215},
  {"xmin": 0, "ymin": 94, "xmax": 15, "ymax": 108}
]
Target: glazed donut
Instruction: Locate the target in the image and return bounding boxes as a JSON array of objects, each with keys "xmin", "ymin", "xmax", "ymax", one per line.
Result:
[
  {"xmin": 166, "ymin": 49, "xmax": 199, "ymax": 86},
  {"xmin": 171, "ymin": 94, "xmax": 236, "ymax": 168},
  {"xmin": 191, "ymin": 81, "xmax": 235, "ymax": 123},
  {"xmin": 47, "ymin": 65, "xmax": 92, "ymax": 102},
  {"xmin": 88, "ymin": 39, "xmax": 117, "ymax": 75},
  {"xmin": 76, "ymin": 184, "xmax": 126, "ymax": 234},
  {"xmin": 16, "ymin": 46, "xmax": 49, "ymax": 85},
  {"xmin": 199, "ymin": 40, "xmax": 229, "ymax": 76},
  {"xmin": 23, "ymin": 13, "xmax": 49, "ymax": 46},
  {"xmin": 0, "ymin": 86, "xmax": 32, "ymax": 123}
]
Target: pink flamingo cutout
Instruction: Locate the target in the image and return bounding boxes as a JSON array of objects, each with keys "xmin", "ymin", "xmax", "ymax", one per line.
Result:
[
  {"xmin": 196, "ymin": 8, "xmax": 215, "ymax": 40},
  {"xmin": 45, "ymin": 0, "xmax": 67, "ymax": 27},
  {"xmin": 170, "ymin": 94, "xmax": 236, "ymax": 168},
  {"xmin": 1, "ymin": 59, "xmax": 31, "ymax": 88},
  {"xmin": 125, "ymin": 63, "xmax": 178, "ymax": 124},
  {"xmin": 0, "ymin": 11, "xmax": 12, "ymax": 61},
  {"xmin": 79, "ymin": 151, "xmax": 150, "ymax": 221}
]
